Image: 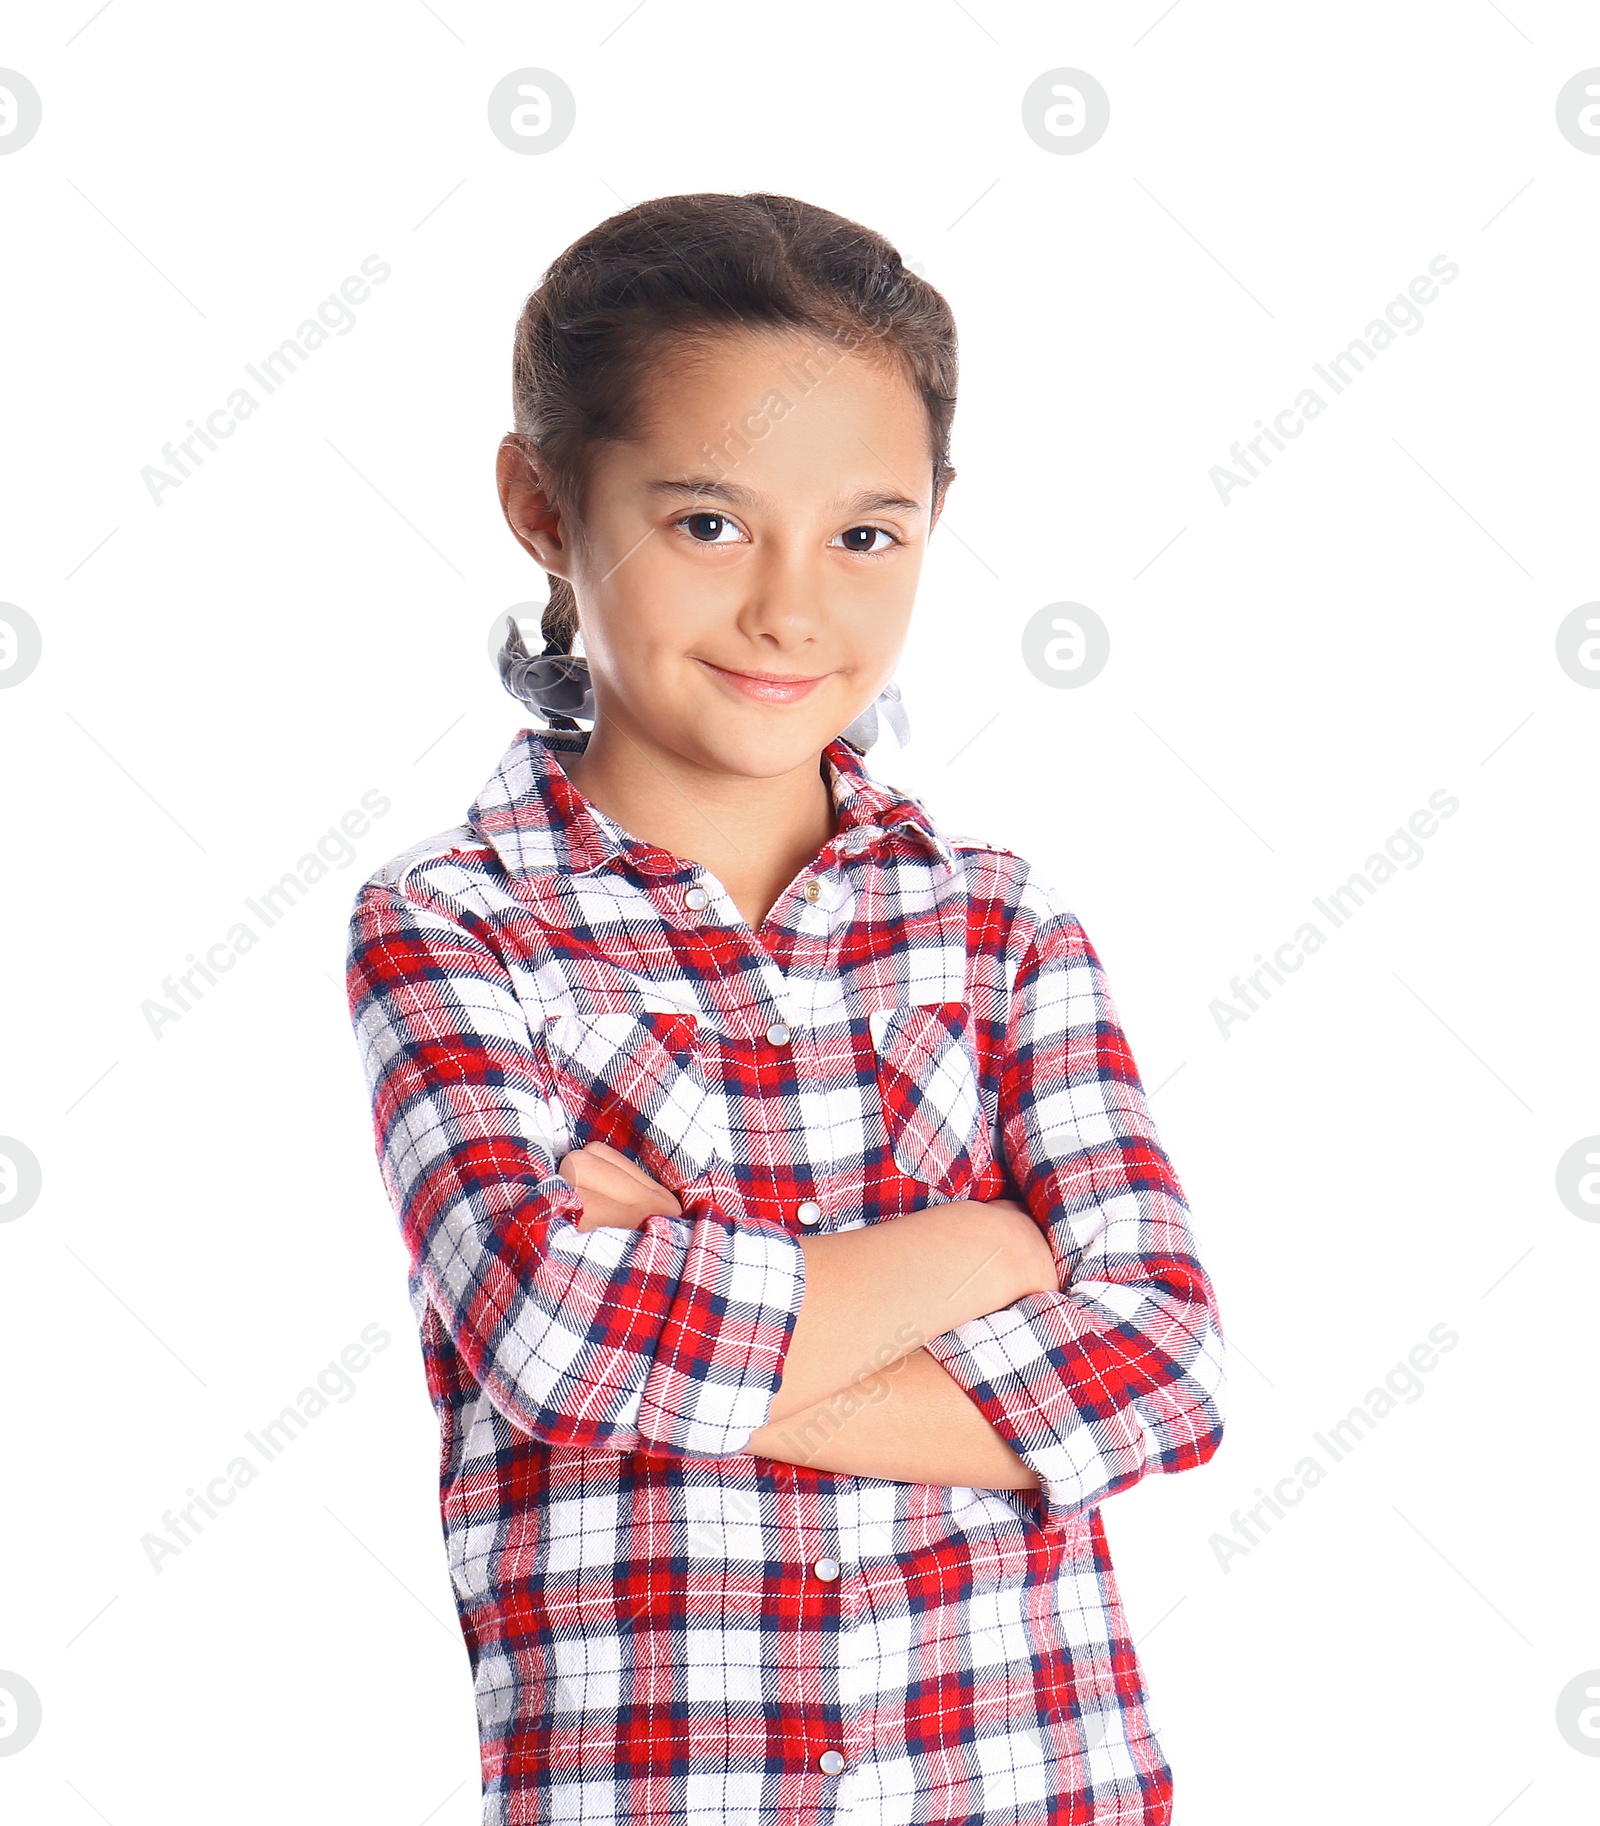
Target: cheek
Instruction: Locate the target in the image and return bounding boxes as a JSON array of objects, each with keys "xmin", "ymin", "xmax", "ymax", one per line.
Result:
[
  {"xmin": 851, "ymin": 607, "xmax": 915, "ymax": 680},
  {"xmin": 585, "ymin": 596, "xmax": 704, "ymax": 676}
]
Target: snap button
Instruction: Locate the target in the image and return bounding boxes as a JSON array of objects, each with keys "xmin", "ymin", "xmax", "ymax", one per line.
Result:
[
  {"xmin": 766, "ymin": 1021, "xmax": 791, "ymax": 1045},
  {"xmin": 813, "ymin": 1557, "xmax": 840, "ymax": 1581},
  {"xmin": 803, "ymin": 879, "xmax": 822, "ymax": 903},
  {"xmin": 818, "ymin": 1750, "xmax": 845, "ymax": 1776},
  {"xmin": 795, "ymin": 1199, "xmax": 822, "ymax": 1226},
  {"xmin": 683, "ymin": 885, "xmax": 709, "ymax": 910}
]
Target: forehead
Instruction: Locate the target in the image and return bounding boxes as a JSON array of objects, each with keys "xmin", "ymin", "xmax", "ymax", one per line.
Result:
[{"xmin": 619, "ymin": 325, "xmax": 931, "ymax": 486}]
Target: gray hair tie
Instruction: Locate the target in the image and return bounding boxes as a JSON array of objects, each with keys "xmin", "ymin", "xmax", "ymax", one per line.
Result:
[
  {"xmin": 840, "ymin": 678, "xmax": 909, "ymax": 752},
  {"xmin": 497, "ymin": 615, "xmax": 596, "ymax": 723}
]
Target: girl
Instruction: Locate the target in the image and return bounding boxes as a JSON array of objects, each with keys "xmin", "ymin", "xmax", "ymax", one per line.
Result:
[{"xmin": 346, "ymin": 191, "xmax": 1226, "ymax": 1826}]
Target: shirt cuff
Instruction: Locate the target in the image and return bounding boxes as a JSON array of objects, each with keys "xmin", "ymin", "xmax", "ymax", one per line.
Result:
[
  {"xmin": 923, "ymin": 1296, "xmax": 1149, "ymax": 1532},
  {"xmin": 616, "ymin": 1205, "xmax": 809, "ymax": 1459}
]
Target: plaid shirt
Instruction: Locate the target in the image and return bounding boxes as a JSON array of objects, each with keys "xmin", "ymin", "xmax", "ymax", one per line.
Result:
[{"xmin": 345, "ymin": 726, "xmax": 1226, "ymax": 1826}]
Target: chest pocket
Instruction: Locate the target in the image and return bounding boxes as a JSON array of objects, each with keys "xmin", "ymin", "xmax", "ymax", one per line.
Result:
[
  {"xmin": 869, "ymin": 1000, "xmax": 993, "ymax": 1197},
  {"xmin": 540, "ymin": 1009, "xmax": 728, "ymax": 1185}
]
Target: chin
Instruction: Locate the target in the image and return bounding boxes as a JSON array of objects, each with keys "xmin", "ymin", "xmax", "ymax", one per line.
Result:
[{"xmin": 678, "ymin": 710, "xmax": 839, "ymax": 779}]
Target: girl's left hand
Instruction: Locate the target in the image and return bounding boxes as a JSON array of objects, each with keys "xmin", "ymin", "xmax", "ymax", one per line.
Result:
[{"xmin": 558, "ymin": 1140, "xmax": 684, "ymax": 1232}]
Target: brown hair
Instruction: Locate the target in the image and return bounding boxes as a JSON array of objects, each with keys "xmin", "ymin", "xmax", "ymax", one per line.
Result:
[{"xmin": 503, "ymin": 191, "xmax": 958, "ymax": 726}]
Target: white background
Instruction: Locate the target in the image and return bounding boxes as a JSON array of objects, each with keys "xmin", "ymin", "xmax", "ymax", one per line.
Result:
[{"xmin": 2, "ymin": 2, "xmax": 1596, "ymax": 1820}]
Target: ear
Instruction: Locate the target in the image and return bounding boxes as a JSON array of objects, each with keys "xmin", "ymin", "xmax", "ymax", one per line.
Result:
[{"xmin": 496, "ymin": 435, "xmax": 573, "ymax": 581}]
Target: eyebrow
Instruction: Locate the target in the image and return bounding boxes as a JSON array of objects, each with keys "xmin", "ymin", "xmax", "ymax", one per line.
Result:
[{"xmin": 647, "ymin": 476, "xmax": 926, "ymax": 517}]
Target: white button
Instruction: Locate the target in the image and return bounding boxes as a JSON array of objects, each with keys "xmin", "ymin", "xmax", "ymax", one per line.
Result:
[
  {"xmin": 684, "ymin": 885, "xmax": 709, "ymax": 910},
  {"xmin": 766, "ymin": 1021, "xmax": 790, "ymax": 1045},
  {"xmin": 803, "ymin": 879, "xmax": 822, "ymax": 903},
  {"xmin": 795, "ymin": 1200, "xmax": 822, "ymax": 1226},
  {"xmin": 813, "ymin": 1557, "xmax": 840, "ymax": 1581},
  {"xmin": 818, "ymin": 1750, "xmax": 845, "ymax": 1776}
]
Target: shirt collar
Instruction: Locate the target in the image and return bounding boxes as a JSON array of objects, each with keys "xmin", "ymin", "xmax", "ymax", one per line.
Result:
[{"xmin": 467, "ymin": 726, "xmax": 956, "ymax": 882}]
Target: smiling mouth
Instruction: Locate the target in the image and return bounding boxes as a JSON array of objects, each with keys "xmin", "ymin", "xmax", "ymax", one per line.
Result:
[{"xmin": 697, "ymin": 659, "xmax": 831, "ymax": 703}]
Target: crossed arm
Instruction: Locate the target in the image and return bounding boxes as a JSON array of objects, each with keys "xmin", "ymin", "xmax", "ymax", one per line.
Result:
[
  {"xmin": 352, "ymin": 875, "xmax": 1225, "ymax": 1528},
  {"xmin": 561, "ymin": 1140, "xmax": 1051, "ymax": 1492}
]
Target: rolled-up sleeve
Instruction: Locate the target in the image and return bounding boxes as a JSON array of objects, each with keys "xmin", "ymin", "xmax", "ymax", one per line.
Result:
[
  {"xmin": 921, "ymin": 874, "xmax": 1227, "ymax": 1530},
  {"xmin": 346, "ymin": 873, "xmax": 807, "ymax": 1459}
]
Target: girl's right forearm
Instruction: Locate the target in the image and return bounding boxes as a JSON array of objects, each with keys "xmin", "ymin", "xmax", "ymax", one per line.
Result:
[{"xmin": 765, "ymin": 1201, "xmax": 1030, "ymax": 1425}]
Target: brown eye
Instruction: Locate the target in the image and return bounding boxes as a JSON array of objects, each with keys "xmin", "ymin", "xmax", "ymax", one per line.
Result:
[
  {"xmin": 679, "ymin": 512, "xmax": 741, "ymax": 544},
  {"xmin": 833, "ymin": 525, "xmax": 898, "ymax": 556}
]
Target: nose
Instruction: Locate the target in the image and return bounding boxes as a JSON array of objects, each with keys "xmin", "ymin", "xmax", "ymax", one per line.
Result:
[{"xmin": 732, "ymin": 540, "xmax": 828, "ymax": 653}]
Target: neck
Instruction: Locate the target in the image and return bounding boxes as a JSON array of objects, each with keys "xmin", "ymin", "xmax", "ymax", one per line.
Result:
[{"xmin": 563, "ymin": 717, "xmax": 839, "ymax": 931}]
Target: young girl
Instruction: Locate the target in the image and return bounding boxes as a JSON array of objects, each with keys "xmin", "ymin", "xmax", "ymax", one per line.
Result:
[{"xmin": 346, "ymin": 191, "xmax": 1226, "ymax": 1826}]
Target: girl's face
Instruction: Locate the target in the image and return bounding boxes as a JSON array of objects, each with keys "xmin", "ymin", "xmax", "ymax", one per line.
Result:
[{"xmin": 509, "ymin": 327, "xmax": 944, "ymax": 781}]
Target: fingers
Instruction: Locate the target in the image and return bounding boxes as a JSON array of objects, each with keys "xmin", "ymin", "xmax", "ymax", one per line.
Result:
[
  {"xmin": 560, "ymin": 1152, "xmax": 640, "ymax": 1201},
  {"xmin": 560, "ymin": 1140, "xmax": 682, "ymax": 1215},
  {"xmin": 558, "ymin": 1146, "xmax": 683, "ymax": 1223},
  {"xmin": 561, "ymin": 1155, "xmax": 648, "ymax": 1232},
  {"xmin": 577, "ymin": 1139, "xmax": 665, "ymax": 1194}
]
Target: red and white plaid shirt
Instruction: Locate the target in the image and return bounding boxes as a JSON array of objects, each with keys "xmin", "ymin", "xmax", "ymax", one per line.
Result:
[{"xmin": 345, "ymin": 726, "xmax": 1226, "ymax": 1826}]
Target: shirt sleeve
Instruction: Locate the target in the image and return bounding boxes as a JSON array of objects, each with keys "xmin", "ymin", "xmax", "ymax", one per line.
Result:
[
  {"xmin": 345, "ymin": 870, "xmax": 808, "ymax": 1460},
  {"xmin": 920, "ymin": 873, "xmax": 1227, "ymax": 1531}
]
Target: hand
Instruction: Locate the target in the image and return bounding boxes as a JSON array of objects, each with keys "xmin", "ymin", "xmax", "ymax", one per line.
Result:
[
  {"xmin": 558, "ymin": 1140, "xmax": 684, "ymax": 1233},
  {"xmin": 983, "ymin": 1196, "xmax": 1061, "ymax": 1300}
]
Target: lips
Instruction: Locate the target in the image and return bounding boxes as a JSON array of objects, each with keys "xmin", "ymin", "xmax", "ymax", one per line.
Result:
[{"xmin": 698, "ymin": 660, "xmax": 830, "ymax": 705}]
